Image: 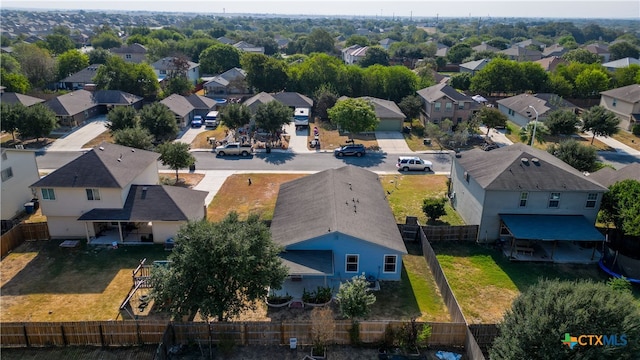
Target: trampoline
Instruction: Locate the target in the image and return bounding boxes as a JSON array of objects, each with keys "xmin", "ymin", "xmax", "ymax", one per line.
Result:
[{"xmin": 599, "ymin": 246, "xmax": 640, "ymax": 284}]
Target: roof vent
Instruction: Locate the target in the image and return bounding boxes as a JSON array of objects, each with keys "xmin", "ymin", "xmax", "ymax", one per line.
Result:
[
  {"xmin": 98, "ymin": 146, "xmax": 104, "ymax": 151},
  {"xmin": 131, "ymin": 149, "xmax": 135, "ymax": 152},
  {"xmin": 531, "ymin": 158, "xmax": 539, "ymax": 164},
  {"xmin": 521, "ymin": 157, "xmax": 529, "ymax": 164}
]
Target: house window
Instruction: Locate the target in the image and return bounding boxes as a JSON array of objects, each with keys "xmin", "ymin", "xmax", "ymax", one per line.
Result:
[
  {"xmin": 586, "ymin": 193, "xmax": 598, "ymax": 208},
  {"xmin": 548, "ymin": 192, "xmax": 560, "ymax": 208},
  {"xmin": 434, "ymin": 103, "xmax": 441, "ymax": 112},
  {"xmin": 41, "ymin": 188, "xmax": 56, "ymax": 200},
  {"xmin": 345, "ymin": 254, "xmax": 359, "ymax": 273},
  {"xmin": 125, "ymin": 54, "xmax": 132, "ymax": 59},
  {"xmin": 508, "ymin": 109, "xmax": 514, "ymax": 116},
  {"xmin": 458, "ymin": 103, "xmax": 465, "ymax": 110},
  {"xmin": 86, "ymin": 188, "xmax": 101, "ymax": 201},
  {"xmin": 612, "ymin": 99, "xmax": 616, "ymax": 107},
  {"xmin": 445, "ymin": 103, "xmax": 452, "ymax": 111},
  {"xmin": 519, "ymin": 192, "xmax": 528, "ymax": 207},
  {"xmin": 383, "ymin": 255, "xmax": 397, "ymax": 273},
  {"xmin": 160, "ymin": 70, "xmax": 166, "ymax": 75},
  {"xmin": 1, "ymin": 167, "xmax": 13, "ymax": 182}
]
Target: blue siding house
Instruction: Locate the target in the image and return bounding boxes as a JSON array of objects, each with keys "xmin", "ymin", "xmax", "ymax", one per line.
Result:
[{"xmin": 270, "ymin": 166, "xmax": 407, "ymax": 298}]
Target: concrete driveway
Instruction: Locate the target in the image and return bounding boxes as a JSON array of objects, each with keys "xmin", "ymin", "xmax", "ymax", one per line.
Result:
[
  {"xmin": 46, "ymin": 116, "xmax": 109, "ymax": 151},
  {"xmin": 174, "ymin": 125, "xmax": 208, "ymax": 146},
  {"xmin": 375, "ymin": 131, "xmax": 412, "ymax": 153},
  {"xmin": 284, "ymin": 122, "xmax": 314, "ymax": 154}
]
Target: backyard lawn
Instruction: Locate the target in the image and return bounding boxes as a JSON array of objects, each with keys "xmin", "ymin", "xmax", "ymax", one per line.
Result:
[
  {"xmin": 0, "ymin": 240, "xmax": 169, "ymax": 322},
  {"xmin": 431, "ymin": 241, "xmax": 640, "ymax": 324}
]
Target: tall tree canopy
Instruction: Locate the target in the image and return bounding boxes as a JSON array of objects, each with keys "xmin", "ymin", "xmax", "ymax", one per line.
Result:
[
  {"xmin": 139, "ymin": 103, "xmax": 179, "ymax": 142},
  {"xmin": 600, "ymin": 179, "xmax": 640, "ymax": 237},
  {"xmin": 473, "ymin": 106, "xmax": 508, "ymax": 136},
  {"xmin": 303, "ymin": 28, "xmax": 336, "ymax": 54},
  {"xmin": 490, "ymin": 279, "xmax": 640, "ymax": 360},
  {"xmin": 106, "ymin": 106, "xmax": 138, "ymax": 132},
  {"xmin": 11, "ymin": 43, "xmax": 56, "ymax": 88},
  {"xmin": 113, "ymin": 126, "xmax": 155, "ymax": 151},
  {"xmin": 547, "ymin": 139, "xmax": 598, "ymax": 172},
  {"xmin": 328, "ymin": 98, "xmax": 379, "ymax": 139},
  {"xmin": 157, "ymin": 142, "xmax": 195, "ymax": 181},
  {"xmin": 609, "ymin": 41, "xmax": 640, "ymax": 61},
  {"xmin": 544, "ymin": 109, "xmax": 579, "ymax": 136},
  {"xmin": 199, "ymin": 43, "xmax": 241, "ymax": 75},
  {"xmin": 358, "ymin": 46, "xmax": 389, "ymax": 68},
  {"xmin": 57, "ymin": 49, "xmax": 89, "ymax": 80},
  {"xmin": 93, "ymin": 56, "xmax": 159, "ymax": 99},
  {"xmin": 241, "ymin": 53, "xmax": 288, "ymax": 93},
  {"xmin": 219, "ymin": 103, "xmax": 252, "ymax": 130},
  {"xmin": 254, "ymin": 101, "xmax": 292, "ymax": 140},
  {"xmin": 150, "ymin": 214, "xmax": 288, "ymax": 321},
  {"xmin": 17, "ymin": 103, "xmax": 58, "ymax": 141},
  {"xmin": 581, "ymin": 105, "xmax": 620, "ymax": 144}
]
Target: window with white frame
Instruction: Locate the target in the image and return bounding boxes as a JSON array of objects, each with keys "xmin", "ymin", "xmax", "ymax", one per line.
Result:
[
  {"xmin": 458, "ymin": 103, "xmax": 465, "ymax": 110},
  {"xmin": 586, "ymin": 193, "xmax": 598, "ymax": 208},
  {"xmin": 548, "ymin": 192, "xmax": 560, "ymax": 208},
  {"xmin": 86, "ymin": 188, "xmax": 101, "ymax": 201},
  {"xmin": 519, "ymin": 192, "xmax": 528, "ymax": 207},
  {"xmin": 41, "ymin": 188, "xmax": 55, "ymax": 200},
  {"xmin": 383, "ymin": 255, "xmax": 397, "ymax": 273},
  {"xmin": 345, "ymin": 254, "xmax": 359, "ymax": 273},
  {"xmin": 445, "ymin": 103, "xmax": 452, "ymax": 111},
  {"xmin": 1, "ymin": 167, "xmax": 13, "ymax": 182},
  {"xmin": 125, "ymin": 54, "xmax": 132, "ymax": 59},
  {"xmin": 434, "ymin": 102, "xmax": 441, "ymax": 112}
]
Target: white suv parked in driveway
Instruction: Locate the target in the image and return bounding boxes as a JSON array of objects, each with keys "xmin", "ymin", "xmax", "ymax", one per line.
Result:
[{"xmin": 397, "ymin": 156, "xmax": 433, "ymax": 172}]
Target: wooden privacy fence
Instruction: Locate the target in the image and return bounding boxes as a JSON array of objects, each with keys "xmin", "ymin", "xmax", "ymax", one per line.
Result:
[
  {"xmin": 1, "ymin": 222, "xmax": 50, "ymax": 258},
  {"xmin": 469, "ymin": 324, "xmax": 500, "ymax": 352},
  {"xmin": 422, "ymin": 225, "xmax": 478, "ymax": 242}
]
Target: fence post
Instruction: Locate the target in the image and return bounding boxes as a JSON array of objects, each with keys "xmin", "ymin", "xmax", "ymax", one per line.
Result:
[
  {"xmin": 137, "ymin": 321, "xmax": 142, "ymax": 345},
  {"xmin": 23, "ymin": 324, "xmax": 30, "ymax": 347},
  {"xmin": 61, "ymin": 324, "xmax": 67, "ymax": 346},
  {"xmin": 99, "ymin": 323, "xmax": 105, "ymax": 347}
]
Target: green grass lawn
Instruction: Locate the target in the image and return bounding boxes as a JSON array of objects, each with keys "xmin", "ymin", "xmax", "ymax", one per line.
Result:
[{"xmin": 431, "ymin": 241, "xmax": 640, "ymax": 324}]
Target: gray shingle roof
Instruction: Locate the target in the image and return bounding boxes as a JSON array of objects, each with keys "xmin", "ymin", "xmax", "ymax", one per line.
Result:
[
  {"xmin": 588, "ymin": 163, "xmax": 640, "ymax": 188},
  {"xmin": 110, "ymin": 43, "xmax": 147, "ymax": 54},
  {"xmin": 31, "ymin": 142, "xmax": 160, "ymax": 189},
  {"xmin": 160, "ymin": 94, "xmax": 193, "ymax": 117},
  {"xmin": 44, "ymin": 90, "xmax": 142, "ymax": 116},
  {"xmin": 460, "ymin": 59, "xmax": 489, "ymax": 71},
  {"xmin": 279, "ymin": 250, "xmax": 334, "ymax": 275},
  {"xmin": 416, "ymin": 83, "xmax": 474, "ymax": 103},
  {"xmin": 602, "ymin": 57, "xmax": 640, "ymax": 69},
  {"xmin": 243, "ymin": 92, "xmax": 276, "ymax": 113},
  {"xmin": 0, "ymin": 92, "xmax": 44, "ymax": 107},
  {"xmin": 78, "ymin": 185, "xmax": 207, "ymax": 222},
  {"xmin": 600, "ymin": 84, "xmax": 640, "ymax": 104},
  {"xmin": 456, "ymin": 143, "xmax": 607, "ymax": 192},
  {"xmin": 185, "ymin": 94, "xmax": 217, "ymax": 110},
  {"xmin": 496, "ymin": 93, "xmax": 576, "ymax": 117},
  {"xmin": 272, "ymin": 92, "xmax": 313, "ymax": 108},
  {"xmin": 151, "ymin": 57, "xmax": 199, "ymax": 71},
  {"xmin": 270, "ymin": 166, "xmax": 407, "ymax": 253},
  {"xmin": 59, "ymin": 64, "xmax": 102, "ymax": 83}
]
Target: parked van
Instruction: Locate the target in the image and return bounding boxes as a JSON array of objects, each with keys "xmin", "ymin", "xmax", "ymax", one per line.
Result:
[
  {"xmin": 293, "ymin": 108, "xmax": 310, "ymax": 126},
  {"xmin": 204, "ymin": 111, "xmax": 219, "ymax": 128}
]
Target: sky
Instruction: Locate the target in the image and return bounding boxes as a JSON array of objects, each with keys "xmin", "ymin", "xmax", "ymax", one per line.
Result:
[{"xmin": 3, "ymin": 0, "xmax": 640, "ymax": 19}]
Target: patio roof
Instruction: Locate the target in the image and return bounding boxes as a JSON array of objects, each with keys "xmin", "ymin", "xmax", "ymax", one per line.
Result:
[
  {"xmin": 500, "ymin": 214, "xmax": 605, "ymax": 242},
  {"xmin": 279, "ymin": 250, "xmax": 334, "ymax": 276}
]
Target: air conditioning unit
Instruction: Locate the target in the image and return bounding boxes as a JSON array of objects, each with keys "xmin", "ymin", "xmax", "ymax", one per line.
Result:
[{"xmin": 449, "ymin": 192, "xmax": 456, "ymax": 199}]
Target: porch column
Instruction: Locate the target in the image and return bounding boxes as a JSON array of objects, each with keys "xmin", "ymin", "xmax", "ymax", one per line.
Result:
[
  {"xmin": 84, "ymin": 222, "xmax": 91, "ymax": 243},
  {"xmin": 118, "ymin": 222, "xmax": 124, "ymax": 243},
  {"xmin": 550, "ymin": 241, "xmax": 557, "ymax": 260}
]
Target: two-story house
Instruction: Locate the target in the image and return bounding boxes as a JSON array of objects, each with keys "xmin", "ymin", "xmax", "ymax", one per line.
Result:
[
  {"xmin": 151, "ymin": 57, "xmax": 200, "ymax": 85},
  {"xmin": 599, "ymin": 84, "xmax": 640, "ymax": 131},
  {"xmin": 269, "ymin": 166, "xmax": 407, "ymax": 298},
  {"xmin": 1, "ymin": 149, "xmax": 40, "ymax": 230},
  {"xmin": 30, "ymin": 143, "xmax": 207, "ymax": 244},
  {"xmin": 203, "ymin": 68, "xmax": 249, "ymax": 97},
  {"xmin": 450, "ymin": 143, "xmax": 607, "ymax": 262},
  {"xmin": 57, "ymin": 64, "xmax": 102, "ymax": 90},
  {"xmin": 110, "ymin": 43, "xmax": 148, "ymax": 63},
  {"xmin": 416, "ymin": 83, "xmax": 480, "ymax": 125},
  {"xmin": 342, "ymin": 45, "xmax": 368, "ymax": 64},
  {"xmin": 496, "ymin": 93, "xmax": 578, "ymax": 127}
]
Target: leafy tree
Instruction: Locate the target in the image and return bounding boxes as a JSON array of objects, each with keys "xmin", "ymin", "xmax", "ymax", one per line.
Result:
[
  {"xmin": 581, "ymin": 105, "xmax": 620, "ymax": 144},
  {"xmin": 446, "ymin": 43, "xmax": 473, "ymax": 64},
  {"xmin": 18, "ymin": 103, "xmax": 58, "ymax": 141},
  {"xmin": 398, "ymin": 95, "xmax": 423, "ymax": 121},
  {"xmin": 165, "ymin": 76, "xmax": 194, "ymax": 96},
  {"xmin": 107, "ymin": 106, "xmax": 138, "ymax": 132},
  {"xmin": 613, "ymin": 64, "xmax": 640, "ymax": 87},
  {"xmin": 0, "ymin": 103, "xmax": 26, "ymax": 141},
  {"xmin": 157, "ymin": 142, "xmax": 195, "ymax": 181},
  {"xmin": 139, "ymin": 103, "xmax": 178, "ymax": 142},
  {"xmin": 562, "ymin": 48, "xmax": 602, "ymax": 64},
  {"xmin": 313, "ymin": 84, "xmax": 339, "ymax": 121},
  {"xmin": 473, "ymin": 107, "xmax": 507, "ymax": 136},
  {"xmin": 490, "ymin": 279, "xmax": 640, "ymax": 360},
  {"xmin": 219, "ymin": 103, "xmax": 252, "ymax": 130},
  {"xmin": 303, "ymin": 28, "xmax": 335, "ymax": 54},
  {"xmin": 94, "ymin": 56, "xmax": 159, "ymax": 99},
  {"xmin": 241, "ymin": 53, "xmax": 288, "ymax": 93},
  {"xmin": 1, "ymin": 53, "xmax": 21, "ymax": 73},
  {"xmin": 57, "ymin": 49, "xmax": 89, "ymax": 80},
  {"xmin": 450, "ymin": 72, "xmax": 472, "ymax": 91},
  {"xmin": 150, "ymin": 214, "xmax": 288, "ymax": 321},
  {"xmin": 43, "ymin": 33, "xmax": 75, "ymax": 55},
  {"xmin": 87, "ymin": 48, "xmax": 112, "ymax": 64},
  {"xmin": 470, "ymin": 58, "xmax": 523, "ymax": 95},
  {"xmin": 254, "ymin": 101, "xmax": 292, "ymax": 141},
  {"xmin": 199, "ymin": 43, "xmax": 241, "ymax": 75},
  {"xmin": 359, "ymin": 46, "xmax": 389, "ymax": 67},
  {"xmin": 574, "ymin": 68, "xmax": 610, "ymax": 97},
  {"xmin": 547, "ymin": 139, "xmax": 597, "ymax": 172},
  {"xmin": 519, "ymin": 121, "xmax": 549, "ymax": 146},
  {"xmin": 91, "ymin": 32, "xmax": 122, "ymax": 49},
  {"xmin": 379, "ymin": 65, "xmax": 420, "ymax": 103},
  {"xmin": 548, "ymin": 73, "xmax": 574, "ymax": 98},
  {"xmin": 328, "ymin": 98, "xmax": 378, "ymax": 140},
  {"xmin": 11, "ymin": 43, "xmax": 56, "ymax": 88},
  {"xmin": 0, "ymin": 69, "xmax": 30, "ymax": 94},
  {"xmin": 113, "ymin": 126, "xmax": 155, "ymax": 151},
  {"xmin": 422, "ymin": 197, "xmax": 447, "ymax": 222},
  {"xmin": 609, "ymin": 41, "xmax": 640, "ymax": 61},
  {"xmin": 345, "ymin": 35, "xmax": 370, "ymax": 47},
  {"xmin": 544, "ymin": 109, "xmax": 579, "ymax": 136},
  {"xmin": 336, "ymin": 274, "xmax": 376, "ymax": 319},
  {"xmin": 520, "ymin": 62, "xmax": 550, "ymax": 92},
  {"xmin": 600, "ymin": 179, "xmax": 640, "ymax": 237}
]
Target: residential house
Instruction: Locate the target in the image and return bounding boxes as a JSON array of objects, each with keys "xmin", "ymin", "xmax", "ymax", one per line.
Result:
[
  {"xmin": 342, "ymin": 45, "xmax": 368, "ymax": 64},
  {"xmin": 459, "ymin": 59, "xmax": 490, "ymax": 76},
  {"xmin": 542, "ymin": 44, "xmax": 568, "ymax": 58},
  {"xmin": 0, "ymin": 92, "xmax": 44, "ymax": 107},
  {"xmin": 472, "ymin": 43, "xmax": 499, "ymax": 53},
  {"xmin": 269, "ymin": 166, "xmax": 407, "ymax": 297},
  {"xmin": 599, "ymin": 84, "xmax": 640, "ymax": 131},
  {"xmin": 513, "ymin": 39, "xmax": 544, "ymax": 50},
  {"xmin": 589, "ymin": 163, "xmax": 640, "ymax": 188},
  {"xmin": 272, "ymin": 92, "xmax": 313, "ymax": 111},
  {"xmin": 57, "ymin": 64, "xmax": 102, "ymax": 90},
  {"xmin": 44, "ymin": 89, "xmax": 143, "ymax": 127},
  {"xmin": 233, "ymin": 41, "xmax": 265, "ymax": 54},
  {"xmin": 203, "ymin": 68, "xmax": 249, "ymax": 97},
  {"xmin": 243, "ymin": 92, "xmax": 277, "ymax": 114},
  {"xmin": 160, "ymin": 93, "xmax": 218, "ymax": 128},
  {"xmin": 216, "ymin": 36, "xmax": 235, "ymax": 45},
  {"xmin": 416, "ymin": 83, "xmax": 480, "ymax": 125},
  {"xmin": 30, "ymin": 143, "xmax": 207, "ymax": 243},
  {"xmin": 378, "ymin": 38, "xmax": 397, "ymax": 50},
  {"xmin": 110, "ymin": 43, "xmax": 147, "ymax": 63},
  {"xmin": 602, "ymin": 57, "xmax": 640, "ymax": 72},
  {"xmin": 534, "ymin": 56, "xmax": 567, "ymax": 72},
  {"xmin": 151, "ymin": 57, "xmax": 200, "ymax": 85},
  {"xmin": 338, "ymin": 96, "xmax": 406, "ymax": 132},
  {"xmin": 496, "ymin": 93, "xmax": 577, "ymax": 127},
  {"xmin": 1, "ymin": 149, "xmax": 40, "ymax": 228},
  {"xmin": 499, "ymin": 46, "xmax": 543, "ymax": 61},
  {"xmin": 450, "ymin": 143, "xmax": 607, "ymax": 262},
  {"xmin": 583, "ymin": 43, "xmax": 610, "ymax": 63}
]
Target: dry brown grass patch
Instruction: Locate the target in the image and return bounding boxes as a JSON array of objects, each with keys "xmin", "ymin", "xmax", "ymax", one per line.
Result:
[
  {"xmin": 307, "ymin": 122, "xmax": 378, "ymax": 150},
  {"xmin": 82, "ymin": 130, "xmax": 113, "ymax": 149},
  {"xmin": 190, "ymin": 126, "xmax": 229, "ymax": 149}
]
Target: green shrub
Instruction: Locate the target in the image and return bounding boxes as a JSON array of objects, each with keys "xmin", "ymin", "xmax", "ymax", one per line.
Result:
[{"xmin": 632, "ymin": 124, "xmax": 640, "ymax": 136}]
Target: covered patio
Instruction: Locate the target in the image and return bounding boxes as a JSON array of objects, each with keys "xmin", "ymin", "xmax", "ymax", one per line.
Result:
[
  {"xmin": 271, "ymin": 250, "xmax": 338, "ymax": 299},
  {"xmin": 499, "ymin": 214, "xmax": 604, "ymax": 263}
]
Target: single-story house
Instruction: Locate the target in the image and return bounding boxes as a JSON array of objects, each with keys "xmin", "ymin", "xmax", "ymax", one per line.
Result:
[
  {"xmin": 0, "ymin": 92, "xmax": 45, "ymax": 107},
  {"xmin": 44, "ymin": 89, "xmax": 143, "ymax": 127},
  {"xmin": 496, "ymin": 93, "xmax": 577, "ymax": 127}
]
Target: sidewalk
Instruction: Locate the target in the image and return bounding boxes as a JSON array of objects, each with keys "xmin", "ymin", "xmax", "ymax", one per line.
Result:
[
  {"xmin": 584, "ymin": 131, "xmax": 640, "ymax": 157},
  {"xmin": 479, "ymin": 126, "xmax": 513, "ymax": 147}
]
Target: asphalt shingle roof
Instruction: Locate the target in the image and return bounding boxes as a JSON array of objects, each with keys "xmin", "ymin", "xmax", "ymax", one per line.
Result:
[
  {"xmin": 600, "ymin": 84, "xmax": 640, "ymax": 104},
  {"xmin": 59, "ymin": 64, "xmax": 102, "ymax": 83},
  {"xmin": 31, "ymin": 142, "xmax": 160, "ymax": 189},
  {"xmin": 417, "ymin": 83, "xmax": 473, "ymax": 103},
  {"xmin": 456, "ymin": 143, "xmax": 607, "ymax": 192},
  {"xmin": 270, "ymin": 166, "xmax": 407, "ymax": 253},
  {"xmin": 0, "ymin": 92, "xmax": 44, "ymax": 107},
  {"xmin": 496, "ymin": 93, "xmax": 576, "ymax": 117},
  {"xmin": 588, "ymin": 163, "xmax": 640, "ymax": 188},
  {"xmin": 272, "ymin": 92, "xmax": 313, "ymax": 108}
]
